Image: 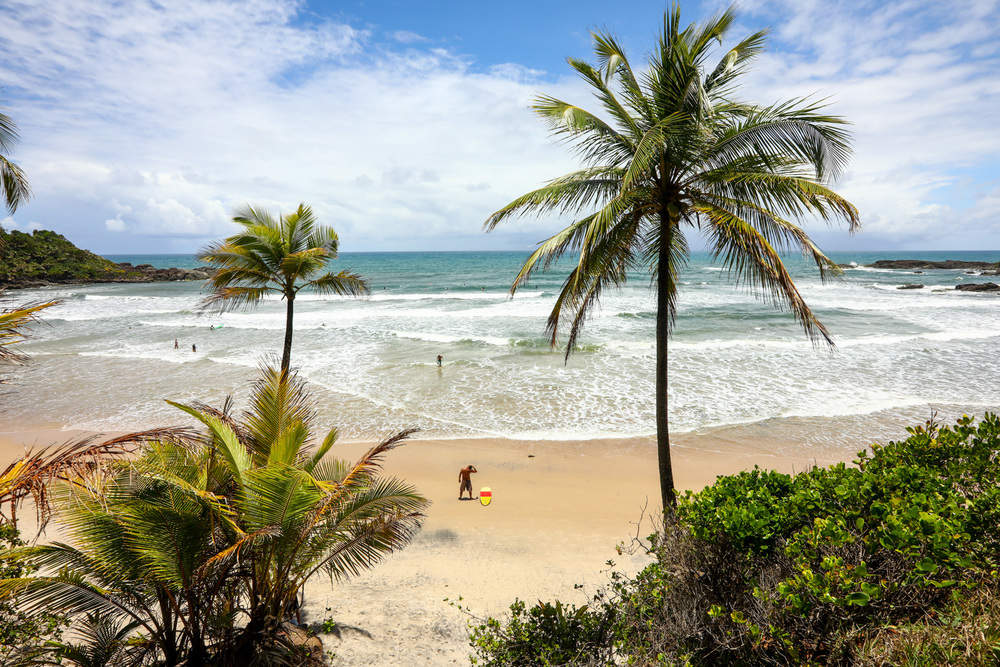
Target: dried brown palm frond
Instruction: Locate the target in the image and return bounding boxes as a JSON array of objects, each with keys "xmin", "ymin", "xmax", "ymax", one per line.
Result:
[{"xmin": 0, "ymin": 426, "xmax": 199, "ymax": 531}]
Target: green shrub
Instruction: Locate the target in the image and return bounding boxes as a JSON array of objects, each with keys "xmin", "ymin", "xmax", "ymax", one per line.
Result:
[
  {"xmin": 467, "ymin": 414, "xmax": 1000, "ymax": 666},
  {"xmin": 468, "ymin": 599, "xmax": 612, "ymax": 666}
]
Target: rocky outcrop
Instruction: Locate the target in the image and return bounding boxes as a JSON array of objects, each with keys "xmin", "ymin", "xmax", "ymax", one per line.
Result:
[
  {"xmin": 897, "ymin": 284, "xmax": 924, "ymax": 289},
  {"xmin": 0, "ymin": 227, "xmax": 213, "ymax": 287},
  {"xmin": 956, "ymin": 283, "xmax": 1000, "ymax": 292},
  {"xmin": 868, "ymin": 259, "xmax": 1000, "ymax": 270},
  {"xmin": 110, "ymin": 262, "xmax": 214, "ymax": 283}
]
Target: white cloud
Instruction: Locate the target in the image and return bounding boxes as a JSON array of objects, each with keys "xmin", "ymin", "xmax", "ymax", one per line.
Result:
[
  {"xmin": 0, "ymin": 0, "xmax": 996, "ymax": 252},
  {"xmin": 0, "ymin": 0, "xmax": 580, "ymax": 252},
  {"xmin": 391, "ymin": 30, "xmax": 427, "ymax": 44},
  {"xmin": 104, "ymin": 216, "xmax": 126, "ymax": 232},
  {"xmin": 733, "ymin": 0, "xmax": 1000, "ymax": 247}
]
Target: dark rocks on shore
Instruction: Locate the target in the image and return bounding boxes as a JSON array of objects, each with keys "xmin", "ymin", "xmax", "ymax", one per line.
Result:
[
  {"xmin": 868, "ymin": 259, "xmax": 1000, "ymax": 270},
  {"xmin": 111, "ymin": 262, "xmax": 214, "ymax": 283},
  {"xmin": 897, "ymin": 284, "xmax": 924, "ymax": 290},
  {"xmin": 955, "ymin": 283, "xmax": 1000, "ymax": 292}
]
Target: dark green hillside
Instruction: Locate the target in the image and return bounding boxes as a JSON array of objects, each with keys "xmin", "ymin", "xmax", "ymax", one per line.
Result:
[{"xmin": 0, "ymin": 228, "xmax": 121, "ymax": 285}]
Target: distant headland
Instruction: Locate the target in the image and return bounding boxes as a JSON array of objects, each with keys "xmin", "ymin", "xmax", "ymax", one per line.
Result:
[{"xmin": 0, "ymin": 227, "xmax": 211, "ymax": 288}]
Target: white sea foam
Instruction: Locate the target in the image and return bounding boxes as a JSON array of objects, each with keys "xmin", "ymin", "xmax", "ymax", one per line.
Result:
[{"xmin": 8, "ymin": 253, "xmax": 1000, "ymax": 440}]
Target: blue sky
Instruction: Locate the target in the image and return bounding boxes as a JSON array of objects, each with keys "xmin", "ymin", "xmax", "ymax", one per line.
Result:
[{"xmin": 0, "ymin": 0, "xmax": 998, "ymax": 254}]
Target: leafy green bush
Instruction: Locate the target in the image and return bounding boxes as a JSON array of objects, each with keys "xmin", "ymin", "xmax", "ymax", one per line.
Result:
[
  {"xmin": 467, "ymin": 413, "xmax": 1000, "ymax": 665},
  {"xmin": 468, "ymin": 598, "xmax": 611, "ymax": 666}
]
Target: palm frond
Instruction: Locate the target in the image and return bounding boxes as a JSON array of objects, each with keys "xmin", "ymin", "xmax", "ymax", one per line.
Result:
[
  {"xmin": 198, "ymin": 286, "xmax": 271, "ymax": 314},
  {"xmin": 0, "ymin": 427, "xmax": 194, "ymax": 530},
  {"xmin": 699, "ymin": 202, "xmax": 834, "ymax": 345},
  {"xmin": 484, "ymin": 167, "xmax": 624, "ymax": 231},
  {"xmin": 301, "ymin": 270, "xmax": 370, "ymax": 297},
  {"xmin": 0, "ymin": 155, "xmax": 30, "ymax": 215},
  {"xmin": 0, "ymin": 301, "xmax": 58, "ymax": 367},
  {"xmin": 242, "ymin": 365, "xmax": 316, "ymax": 462}
]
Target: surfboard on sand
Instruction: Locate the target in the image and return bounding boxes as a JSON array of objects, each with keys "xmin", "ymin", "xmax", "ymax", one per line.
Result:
[{"xmin": 479, "ymin": 487, "xmax": 492, "ymax": 506}]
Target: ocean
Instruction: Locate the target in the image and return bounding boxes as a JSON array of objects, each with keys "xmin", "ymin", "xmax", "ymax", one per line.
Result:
[{"xmin": 4, "ymin": 250, "xmax": 1000, "ymax": 446}]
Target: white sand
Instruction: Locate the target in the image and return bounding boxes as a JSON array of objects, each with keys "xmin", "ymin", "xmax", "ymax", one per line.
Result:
[{"xmin": 0, "ymin": 427, "xmax": 857, "ymax": 665}]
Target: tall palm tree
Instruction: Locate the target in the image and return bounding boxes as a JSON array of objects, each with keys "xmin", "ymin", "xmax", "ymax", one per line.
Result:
[
  {"xmin": 200, "ymin": 203, "xmax": 369, "ymax": 372},
  {"xmin": 0, "ymin": 110, "xmax": 30, "ymax": 215},
  {"xmin": 0, "ymin": 365, "xmax": 427, "ymax": 665},
  {"xmin": 485, "ymin": 5, "xmax": 859, "ymax": 510}
]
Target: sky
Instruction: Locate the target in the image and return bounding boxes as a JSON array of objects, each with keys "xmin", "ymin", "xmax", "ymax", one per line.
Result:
[{"xmin": 0, "ymin": 0, "xmax": 998, "ymax": 254}]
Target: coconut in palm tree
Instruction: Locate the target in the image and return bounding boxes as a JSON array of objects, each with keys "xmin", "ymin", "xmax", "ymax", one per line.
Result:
[
  {"xmin": 485, "ymin": 4, "xmax": 859, "ymax": 509},
  {"xmin": 200, "ymin": 203, "xmax": 369, "ymax": 372}
]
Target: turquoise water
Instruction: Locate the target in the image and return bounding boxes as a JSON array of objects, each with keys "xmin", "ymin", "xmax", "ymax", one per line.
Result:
[{"xmin": 7, "ymin": 250, "xmax": 1000, "ymax": 445}]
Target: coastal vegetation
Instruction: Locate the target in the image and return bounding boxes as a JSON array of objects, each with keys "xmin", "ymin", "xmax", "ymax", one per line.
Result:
[
  {"xmin": 0, "ymin": 227, "xmax": 121, "ymax": 286},
  {"xmin": 468, "ymin": 413, "xmax": 1000, "ymax": 665},
  {"xmin": 485, "ymin": 4, "xmax": 859, "ymax": 509},
  {"xmin": 200, "ymin": 204, "xmax": 369, "ymax": 372},
  {"xmin": 0, "ymin": 366, "xmax": 427, "ymax": 665}
]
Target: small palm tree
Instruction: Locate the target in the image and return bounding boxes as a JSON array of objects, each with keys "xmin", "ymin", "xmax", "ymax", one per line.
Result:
[
  {"xmin": 0, "ymin": 110, "xmax": 30, "ymax": 214},
  {"xmin": 200, "ymin": 204, "xmax": 369, "ymax": 372},
  {"xmin": 0, "ymin": 365, "xmax": 427, "ymax": 664},
  {"xmin": 485, "ymin": 5, "xmax": 859, "ymax": 510}
]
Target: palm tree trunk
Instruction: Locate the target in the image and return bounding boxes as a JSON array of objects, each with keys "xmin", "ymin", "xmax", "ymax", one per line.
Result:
[
  {"xmin": 656, "ymin": 215, "xmax": 676, "ymax": 511},
  {"xmin": 281, "ymin": 294, "xmax": 294, "ymax": 373}
]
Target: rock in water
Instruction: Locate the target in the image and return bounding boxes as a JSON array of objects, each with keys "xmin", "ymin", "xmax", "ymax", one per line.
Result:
[
  {"xmin": 956, "ymin": 283, "xmax": 1000, "ymax": 292},
  {"xmin": 897, "ymin": 284, "xmax": 924, "ymax": 290}
]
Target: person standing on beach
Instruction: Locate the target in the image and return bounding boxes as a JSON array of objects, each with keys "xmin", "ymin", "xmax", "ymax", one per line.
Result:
[
  {"xmin": 174, "ymin": 339, "xmax": 178, "ymax": 349},
  {"xmin": 192, "ymin": 343, "xmax": 197, "ymax": 353},
  {"xmin": 458, "ymin": 464, "xmax": 477, "ymax": 500},
  {"xmin": 437, "ymin": 354, "xmax": 443, "ymax": 367}
]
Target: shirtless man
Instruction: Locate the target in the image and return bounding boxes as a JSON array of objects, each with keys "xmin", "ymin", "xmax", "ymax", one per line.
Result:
[{"xmin": 458, "ymin": 464, "xmax": 477, "ymax": 500}]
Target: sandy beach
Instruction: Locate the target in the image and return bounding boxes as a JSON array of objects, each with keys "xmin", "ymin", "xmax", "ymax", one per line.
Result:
[{"xmin": 0, "ymin": 417, "xmax": 885, "ymax": 665}]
